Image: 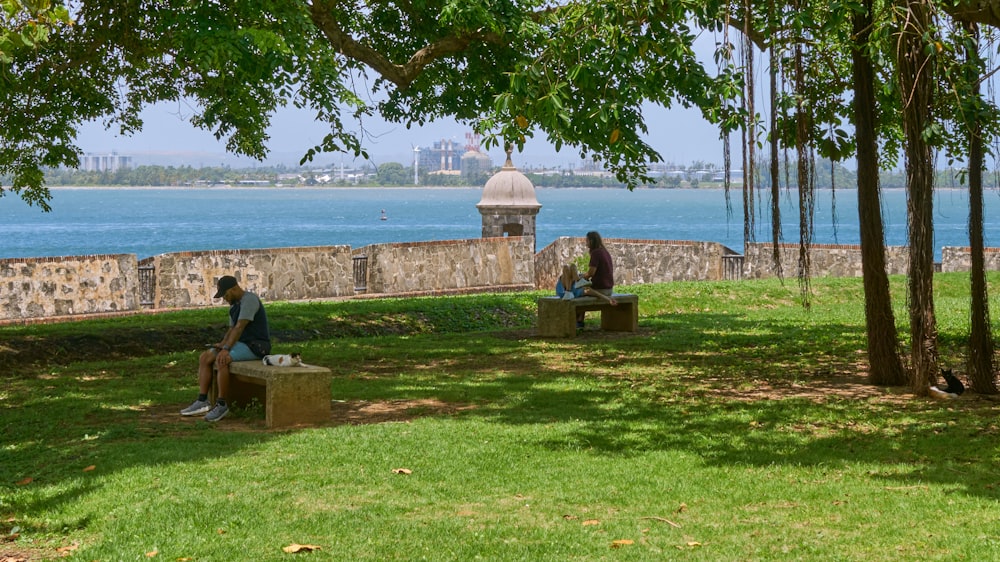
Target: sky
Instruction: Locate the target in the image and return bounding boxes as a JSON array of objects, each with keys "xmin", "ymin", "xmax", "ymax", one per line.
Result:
[
  {"xmin": 75, "ymin": 33, "xmax": 733, "ymax": 171},
  {"xmin": 76, "ymin": 99, "xmax": 729, "ymax": 171}
]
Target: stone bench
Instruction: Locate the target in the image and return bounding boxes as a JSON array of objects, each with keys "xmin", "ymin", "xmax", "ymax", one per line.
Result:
[
  {"xmin": 210, "ymin": 361, "xmax": 332, "ymax": 428},
  {"xmin": 537, "ymin": 293, "xmax": 639, "ymax": 337}
]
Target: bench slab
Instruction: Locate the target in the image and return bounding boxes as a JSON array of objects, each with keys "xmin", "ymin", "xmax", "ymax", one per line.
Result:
[
  {"xmin": 537, "ymin": 293, "xmax": 639, "ymax": 337},
  {"xmin": 211, "ymin": 361, "xmax": 332, "ymax": 428}
]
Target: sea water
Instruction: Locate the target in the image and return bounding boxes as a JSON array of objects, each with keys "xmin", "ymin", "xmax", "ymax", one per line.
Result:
[{"xmin": 0, "ymin": 186, "xmax": 997, "ymax": 260}]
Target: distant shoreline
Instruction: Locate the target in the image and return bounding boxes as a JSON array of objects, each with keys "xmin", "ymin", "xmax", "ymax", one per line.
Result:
[{"xmin": 44, "ymin": 184, "xmax": 927, "ymax": 191}]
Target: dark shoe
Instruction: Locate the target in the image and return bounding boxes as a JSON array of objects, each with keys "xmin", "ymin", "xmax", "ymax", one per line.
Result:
[
  {"xmin": 204, "ymin": 403, "xmax": 229, "ymax": 422},
  {"xmin": 576, "ymin": 321, "xmax": 585, "ymax": 329}
]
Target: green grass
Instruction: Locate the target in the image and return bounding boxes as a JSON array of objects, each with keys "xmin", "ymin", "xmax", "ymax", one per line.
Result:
[{"xmin": 3, "ymin": 274, "xmax": 1000, "ymax": 560}]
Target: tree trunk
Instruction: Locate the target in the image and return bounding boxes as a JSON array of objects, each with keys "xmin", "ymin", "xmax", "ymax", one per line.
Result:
[
  {"xmin": 897, "ymin": 0, "xmax": 939, "ymax": 394},
  {"xmin": 852, "ymin": 0, "xmax": 907, "ymax": 385},
  {"xmin": 963, "ymin": 22, "xmax": 997, "ymax": 393}
]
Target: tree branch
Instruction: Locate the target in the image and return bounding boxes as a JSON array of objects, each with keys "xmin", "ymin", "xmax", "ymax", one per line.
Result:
[
  {"xmin": 308, "ymin": 0, "xmax": 503, "ymax": 90},
  {"xmin": 948, "ymin": 0, "xmax": 1000, "ymax": 29}
]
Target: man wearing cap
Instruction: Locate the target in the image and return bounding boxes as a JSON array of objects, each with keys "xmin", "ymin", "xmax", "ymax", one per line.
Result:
[{"xmin": 180, "ymin": 275, "xmax": 272, "ymax": 422}]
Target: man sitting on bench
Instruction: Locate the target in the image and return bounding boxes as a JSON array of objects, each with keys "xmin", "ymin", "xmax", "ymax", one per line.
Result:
[{"xmin": 180, "ymin": 275, "xmax": 272, "ymax": 422}]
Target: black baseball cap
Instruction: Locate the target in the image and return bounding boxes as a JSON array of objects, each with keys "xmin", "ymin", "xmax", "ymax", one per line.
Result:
[{"xmin": 214, "ymin": 275, "xmax": 238, "ymax": 298}]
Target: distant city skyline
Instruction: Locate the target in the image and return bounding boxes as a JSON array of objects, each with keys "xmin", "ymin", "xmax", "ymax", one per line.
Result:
[{"xmin": 76, "ymin": 100, "xmax": 730, "ymax": 171}]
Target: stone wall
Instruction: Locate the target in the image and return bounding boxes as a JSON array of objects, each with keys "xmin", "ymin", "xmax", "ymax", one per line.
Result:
[
  {"xmin": 10, "ymin": 239, "xmax": 1000, "ymax": 324},
  {"xmin": 534, "ymin": 237, "xmax": 738, "ymax": 290},
  {"xmin": 0, "ymin": 254, "xmax": 139, "ymax": 321},
  {"xmin": 146, "ymin": 246, "xmax": 355, "ymax": 308},
  {"xmin": 940, "ymin": 247, "xmax": 1000, "ymax": 272},
  {"xmin": 743, "ymin": 242, "xmax": 910, "ymax": 279},
  {"xmin": 361, "ymin": 237, "xmax": 535, "ymax": 294}
]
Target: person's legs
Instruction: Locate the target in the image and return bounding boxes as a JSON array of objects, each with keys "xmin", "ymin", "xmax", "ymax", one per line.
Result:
[
  {"xmin": 226, "ymin": 342, "xmax": 258, "ymax": 361},
  {"xmin": 181, "ymin": 349, "xmax": 217, "ymax": 416},
  {"xmin": 197, "ymin": 349, "xmax": 216, "ymax": 393},
  {"xmin": 587, "ymin": 288, "xmax": 617, "ymax": 306},
  {"xmin": 561, "ymin": 265, "xmax": 576, "ymax": 294},
  {"xmin": 205, "ymin": 342, "xmax": 258, "ymax": 422}
]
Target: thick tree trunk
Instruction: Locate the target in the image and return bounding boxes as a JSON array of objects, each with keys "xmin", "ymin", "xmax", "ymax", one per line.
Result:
[
  {"xmin": 898, "ymin": 0, "xmax": 939, "ymax": 394},
  {"xmin": 963, "ymin": 23, "xmax": 997, "ymax": 393},
  {"xmin": 852, "ymin": 0, "xmax": 907, "ymax": 386}
]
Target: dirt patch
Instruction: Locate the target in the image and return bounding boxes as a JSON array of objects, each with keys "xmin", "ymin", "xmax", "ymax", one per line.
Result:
[
  {"xmin": 147, "ymin": 399, "xmax": 477, "ymax": 431},
  {"xmin": 329, "ymin": 399, "xmax": 477, "ymax": 425}
]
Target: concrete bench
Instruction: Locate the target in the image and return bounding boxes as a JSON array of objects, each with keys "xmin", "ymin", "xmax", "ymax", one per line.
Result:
[
  {"xmin": 210, "ymin": 361, "xmax": 332, "ymax": 428},
  {"xmin": 537, "ymin": 293, "xmax": 639, "ymax": 337}
]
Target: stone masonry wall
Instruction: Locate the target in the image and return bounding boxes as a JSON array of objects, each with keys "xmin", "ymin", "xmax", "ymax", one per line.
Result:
[
  {"xmin": 0, "ymin": 254, "xmax": 139, "ymax": 321},
  {"xmin": 743, "ymin": 242, "xmax": 910, "ymax": 279},
  {"xmin": 361, "ymin": 237, "xmax": 535, "ymax": 294},
  {"xmin": 148, "ymin": 246, "xmax": 354, "ymax": 308},
  {"xmin": 940, "ymin": 247, "xmax": 1000, "ymax": 272},
  {"xmin": 9, "ymin": 239, "xmax": 1000, "ymax": 323},
  {"xmin": 534, "ymin": 237, "xmax": 738, "ymax": 291}
]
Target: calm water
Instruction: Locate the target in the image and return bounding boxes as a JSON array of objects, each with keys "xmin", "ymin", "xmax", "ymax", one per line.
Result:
[{"xmin": 1, "ymin": 186, "xmax": 998, "ymax": 260}]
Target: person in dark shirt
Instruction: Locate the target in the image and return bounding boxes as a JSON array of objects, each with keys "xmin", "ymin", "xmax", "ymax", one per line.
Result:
[
  {"xmin": 180, "ymin": 275, "xmax": 271, "ymax": 422},
  {"xmin": 578, "ymin": 231, "xmax": 615, "ymax": 328}
]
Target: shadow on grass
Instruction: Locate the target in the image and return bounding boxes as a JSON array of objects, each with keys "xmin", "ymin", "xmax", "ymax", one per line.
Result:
[{"xmin": 5, "ymin": 303, "xmax": 1000, "ymax": 527}]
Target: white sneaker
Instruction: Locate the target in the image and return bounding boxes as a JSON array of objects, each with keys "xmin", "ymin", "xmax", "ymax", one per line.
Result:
[
  {"xmin": 561, "ymin": 291, "xmax": 575, "ymax": 300},
  {"xmin": 573, "ymin": 278, "xmax": 592, "ymax": 289}
]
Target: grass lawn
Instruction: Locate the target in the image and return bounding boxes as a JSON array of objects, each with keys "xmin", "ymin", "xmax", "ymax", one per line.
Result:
[{"xmin": 3, "ymin": 274, "xmax": 1000, "ymax": 560}]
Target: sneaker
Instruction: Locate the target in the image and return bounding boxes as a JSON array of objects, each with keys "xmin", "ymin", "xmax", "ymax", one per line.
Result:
[
  {"xmin": 180, "ymin": 399, "xmax": 211, "ymax": 416},
  {"xmin": 204, "ymin": 403, "xmax": 229, "ymax": 422},
  {"xmin": 561, "ymin": 291, "xmax": 575, "ymax": 300},
  {"xmin": 573, "ymin": 278, "xmax": 592, "ymax": 289}
]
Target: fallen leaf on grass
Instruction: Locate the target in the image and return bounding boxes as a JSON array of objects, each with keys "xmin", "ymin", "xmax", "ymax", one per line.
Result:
[
  {"xmin": 283, "ymin": 544, "xmax": 322, "ymax": 553},
  {"xmin": 582, "ymin": 519, "xmax": 600, "ymax": 526},
  {"xmin": 392, "ymin": 468, "xmax": 412, "ymax": 475},
  {"xmin": 56, "ymin": 543, "xmax": 78, "ymax": 554},
  {"xmin": 562, "ymin": 515, "xmax": 578, "ymax": 520},
  {"xmin": 676, "ymin": 502, "xmax": 687, "ymax": 513},
  {"xmin": 610, "ymin": 539, "xmax": 634, "ymax": 548},
  {"xmin": 15, "ymin": 478, "xmax": 32, "ymax": 486},
  {"xmin": 145, "ymin": 550, "xmax": 158, "ymax": 557},
  {"xmin": 83, "ymin": 465, "xmax": 96, "ymax": 472}
]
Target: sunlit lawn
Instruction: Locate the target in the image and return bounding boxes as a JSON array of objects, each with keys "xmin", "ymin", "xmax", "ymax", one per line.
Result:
[{"xmin": 3, "ymin": 273, "xmax": 1000, "ymax": 560}]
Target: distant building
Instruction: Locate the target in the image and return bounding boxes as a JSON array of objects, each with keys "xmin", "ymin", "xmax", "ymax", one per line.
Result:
[
  {"xmin": 80, "ymin": 153, "xmax": 132, "ymax": 173},
  {"xmin": 418, "ymin": 133, "xmax": 494, "ymax": 180},
  {"xmin": 419, "ymin": 139, "xmax": 461, "ymax": 173}
]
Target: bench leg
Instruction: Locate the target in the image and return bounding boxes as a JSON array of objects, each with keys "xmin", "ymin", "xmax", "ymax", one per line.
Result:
[
  {"xmin": 538, "ymin": 300, "xmax": 577, "ymax": 337},
  {"xmin": 266, "ymin": 373, "xmax": 332, "ymax": 428},
  {"xmin": 600, "ymin": 302, "xmax": 638, "ymax": 332}
]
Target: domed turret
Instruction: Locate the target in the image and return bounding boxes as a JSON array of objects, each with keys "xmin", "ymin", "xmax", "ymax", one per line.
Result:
[{"xmin": 477, "ymin": 147, "xmax": 541, "ymax": 251}]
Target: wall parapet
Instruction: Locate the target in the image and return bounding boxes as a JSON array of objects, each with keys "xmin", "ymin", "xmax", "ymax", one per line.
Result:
[
  {"xmin": 7, "ymin": 240, "xmax": 1000, "ymax": 324},
  {"xmin": 146, "ymin": 246, "xmax": 355, "ymax": 309},
  {"xmin": 1, "ymin": 254, "xmax": 139, "ymax": 321},
  {"xmin": 359, "ymin": 237, "xmax": 534, "ymax": 294},
  {"xmin": 534, "ymin": 238, "xmax": 738, "ymax": 290},
  {"xmin": 941, "ymin": 246, "xmax": 1000, "ymax": 272},
  {"xmin": 743, "ymin": 242, "xmax": 909, "ymax": 279}
]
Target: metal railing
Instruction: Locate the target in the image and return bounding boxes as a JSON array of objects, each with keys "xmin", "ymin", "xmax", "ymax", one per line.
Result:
[
  {"xmin": 353, "ymin": 255, "xmax": 368, "ymax": 293},
  {"xmin": 138, "ymin": 263, "xmax": 155, "ymax": 307},
  {"xmin": 722, "ymin": 254, "xmax": 744, "ymax": 281}
]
